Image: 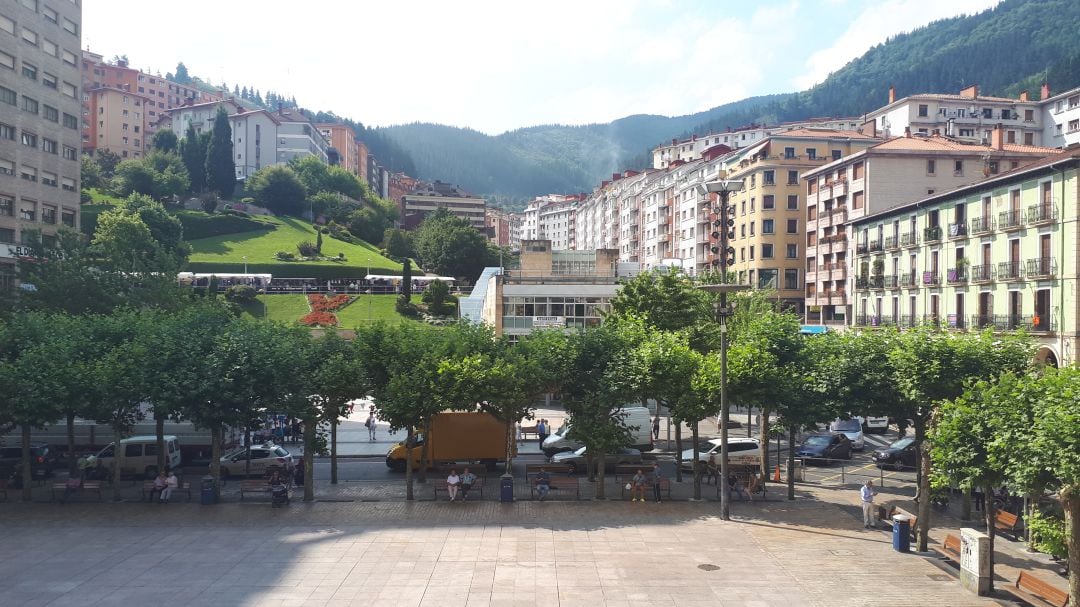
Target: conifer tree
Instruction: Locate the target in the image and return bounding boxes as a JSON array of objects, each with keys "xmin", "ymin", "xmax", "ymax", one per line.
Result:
[
  {"xmin": 204, "ymin": 107, "xmax": 235, "ymax": 198},
  {"xmin": 181, "ymin": 123, "xmax": 207, "ymax": 192}
]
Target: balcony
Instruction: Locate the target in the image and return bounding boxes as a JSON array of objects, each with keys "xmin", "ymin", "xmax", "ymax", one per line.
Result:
[
  {"xmin": 946, "ymin": 267, "xmax": 968, "ymax": 284},
  {"xmin": 947, "ymin": 222, "xmax": 968, "ymax": 239},
  {"xmin": 998, "ymin": 209, "xmax": 1024, "ymax": 231},
  {"xmin": 1027, "ymin": 203, "xmax": 1058, "ymax": 225},
  {"xmin": 884, "ymin": 275, "xmax": 898, "ymax": 289},
  {"xmin": 856, "ymin": 276, "xmax": 884, "ymax": 290},
  {"xmin": 816, "ymin": 212, "xmax": 834, "ymax": 229},
  {"xmin": 1010, "ymin": 314, "xmax": 1056, "ymax": 333},
  {"xmin": 658, "ymin": 233, "xmax": 670, "ymax": 243},
  {"xmin": 830, "ymin": 266, "xmax": 847, "ymax": 281},
  {"xmin": 970, "ymin": 215, "xmax": 995, "ymax": 234},
  {"xmin": 855, "ymin": 314, "xmax": 895, "ymax": 328},
  {"xmin": 922, "ymin": 271, "xmax": 940, "ymax": 286},
  {"xmin": 828, "ymin": 291, "xmax": 847, "ymax": 306},
  {"xmin": 924, "ymin": 226, "xmax": 943, "ymax": 243},
  {"xmin": 868, "ymin": 239, "xmax": 883, "ymax": 253},
  {"xmin": 898, "ymin": 314, "xmax": 918, "ymax": 328},
  {"xmin": 970, "ymin": 264, "xmax": 995, "ymax": 283},
  {"xmin": 806, "ymin": 242, "xmax": 818, "ymax": 257},
  {"xmin": 900, "ymin": 232, "xmax": 919, "ymax": 247},
  {"xmin": 1025, "ymin": 257, "xmax": 1056, "ymax": 278},
  {"xmin": 899, "ymin": 273, "xmax": 918, "ymax": 288},
  {"xmin": 997, "ymin": 261, "xmax": 1024, "ymax": 281},
  {"xmin": 971, "ymin": 314, "xmax": 1009, "ymax": 331},
  {"xmin": 884, "ymin": 235, "xmax": 899, "ymax": 250},
  {"xmin": 856, "ymin": 242, "xmax": 869, "ymax": 255}
]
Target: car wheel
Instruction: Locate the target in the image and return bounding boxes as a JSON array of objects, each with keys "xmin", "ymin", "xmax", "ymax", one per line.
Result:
[{"xmin": 144, "ymin": 465, "xmax": 158, "ymax": 480}]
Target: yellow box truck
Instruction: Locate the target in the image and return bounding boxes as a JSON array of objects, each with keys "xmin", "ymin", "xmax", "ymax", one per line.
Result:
[{"xmin": 385, "ymin": 412, "xmax": 516, "ymax": 471}]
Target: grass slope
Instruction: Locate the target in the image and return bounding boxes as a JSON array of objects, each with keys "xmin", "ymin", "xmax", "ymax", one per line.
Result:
[
  {"xmin": 186, "ymin": 215, "xmax": 401, "ymax": 279},
  {"xmin": 239, "ymin": 294, "xmax": 422, "ymax": 326}
]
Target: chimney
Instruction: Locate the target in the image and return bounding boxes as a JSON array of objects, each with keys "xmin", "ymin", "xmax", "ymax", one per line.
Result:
[
  {"xmin": 612, "ymin": 173, "xmax": 620, "ymax": 181},
  {"xmin": 278, "ymin": 102, "xmax": 283, "ymax": 116},
  {"xmin": 904, "ymin": 126, "xmax": 911, "ymax": 138},
  {"xmin": 672, "ymin": 138, "xmax": 677, "ymax": 146},
  {"xmin": 959, "ymin": 84, "xmax": 978, "ymax": 99},
  {"xmin": 1041, "ymin": 82, "xmax": 1051, "ymax": 100},
  {"xmin": 888, "ymin": 85, "xmax": 896, "ymax": 104},
  {"xmin": 1018, "ymin": 90, "xmax": 1029, "ymax": 102},
  {"xmin": 991, "ymin": 123, "xmax": 1004, "ymax": 150}
]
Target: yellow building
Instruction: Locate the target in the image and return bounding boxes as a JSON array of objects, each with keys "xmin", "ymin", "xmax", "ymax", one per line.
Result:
[{"xmin": 724, "ymin": 129, "xmax": 878, "ymax": 313}]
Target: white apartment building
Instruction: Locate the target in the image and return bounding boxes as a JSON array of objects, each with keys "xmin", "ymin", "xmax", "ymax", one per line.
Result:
[
  {"xmin": 1041, "ymin": 86, "xmax": 1080, "ymax": 149},
  {"xmin": 522, "ymin": 194, "xmax": 581, "ymax": 247}
]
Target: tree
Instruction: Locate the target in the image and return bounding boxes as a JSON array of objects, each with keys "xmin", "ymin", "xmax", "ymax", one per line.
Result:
[
  {"xmin": 610, "ymin": 269, "xmax": 708, "ymax": 333},
  {"xmin": 80, "ymin": 154, "xmax": 103, "ymax": 190},
  {"xmin": 181, "ymin": 124, "xmax": 208, "ymax": 193},
  {"xmin": 289, "ymin": 156, "xmax": 363, "ymax": 200},
  {"xmin": 348, "ymin": 206, "xmax": 391, "ymax": 245},
  {"xmin": 310, "ymin": 332, "xmax": 369, "ymax": 485},
  {"xmin": 92, "ymin": 194, "xmax": 189, "ymax": 271},
  {"xmin": 151, "ymin": 129, "xmax": 179, "ymax": 154},
  {"xmin": 205, "ymin": 106, "xmax": 235, "ymax": 198},
  {"xmin": 411, "ymin": 208, "xmax": 494, "ymax": 279},
  {"xmin": 421, "ymin": 279, "xmax": 454, "ymax": 316},
  {"xmin": 113, "ymin": 152, "xmax": 190, "ymax": 200},
  {"xmin": 249, "ymin": 165, "xmax": 306, "ymax": 216},
  {"xmin": 384, "ymin": 228, "xmax": 412, "ymax": 259},
  {"xmin": 95, "ymin": 149, "xmax": 121, "ymax": 178},
  {"xmin": 173, "ymin": 62, "xmax": 191, "ymax": 84}
]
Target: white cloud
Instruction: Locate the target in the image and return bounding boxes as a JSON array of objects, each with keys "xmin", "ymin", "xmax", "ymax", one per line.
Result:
[{"xmin": 793, "ymin": 0, "xmax": 1001, "ymax": 89}]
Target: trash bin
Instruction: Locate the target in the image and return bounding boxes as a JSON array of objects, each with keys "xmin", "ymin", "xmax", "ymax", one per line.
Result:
[
  {"xmin": 500, "ymin": 474, "xmax": 514, "ymax": 503},
  {"xmin": 200, "ymin": 475, "xmax": 217, "ymax": 505},
  {"xmin": 892, "ymin": 515, "xmax": 911, "ymax": 553}
]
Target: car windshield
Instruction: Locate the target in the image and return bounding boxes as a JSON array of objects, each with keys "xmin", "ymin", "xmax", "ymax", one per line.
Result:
[
  {"xmin": 830, "ymin": 420, "xmax": 861, "ymax": 432},
  {"xmin": 804, "ymin": 436, "xmax": 831, "ymax": 446},
  {"xmin": 890, "ymin": 438, "xmax": 915, "ymax": 449},
  {"xmin": 274, "ymin": 447, "xmax": 289, "ymax": 457}
]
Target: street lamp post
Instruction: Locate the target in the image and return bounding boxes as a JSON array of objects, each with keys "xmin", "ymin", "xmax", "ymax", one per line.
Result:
[
  {"xmin": 242, "ymin": 255, "xmax": 248, "ymax": 275},
  {"xmin": 698, "ymin": 178, "xmax": 747, "ymax": 522}
]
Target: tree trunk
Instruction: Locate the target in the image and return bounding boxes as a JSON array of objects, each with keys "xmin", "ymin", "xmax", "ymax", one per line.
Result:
[
  {"xmin": 674, "ymin": 422, "xmax": 683, "ymax": 483},
  {"xmin": 330, "ymin": 415, "xmax": 338, "ymax": 485},
  {"xmin": 595, "ymin": 452, "xmax": 606, "ymax": 500},
  {"xmin": 1063, "ymin": 489, "xmax": 1079, "ymax": 607},
  {"xmin": 244, "ymin": 428, "xmax": 251, "ymax": 477},
  {"xmin": 759, "ymin": 408, "xmax": 770, "ymax": 480},
  {"xmin": 787, "ymin": 426, "xmax": 796, "ymax": 501},
  {"xmin": 66, "ymin": 413, "xmax": 76, "ymax": 477},
  {"xmin": 961, "ymin": 485, "xmax": 972, "ymax": 521},
  {"xmin": 503, "ymin": 420, "xmax": 514, "ymax": 476},
  {"xmin": 155, "ymin": 414, "xmax": 165, "ymax": 472},
  {"xmin": 692, "ymin": 421, "xmax": 701, "ymax": 500},
  {"xmin": 405, "ymin": 428, "xmax": 415, "ymax": 501},
  {"xmin": 302, "ymin": 416, "xmax": 316, "ymax": 502},
  {"xmin": 915, "ymin": 417, "xmax": 931, "ymax": 552},
  {"xmin": 418, "ymin": 418, "xmax": 432, "ymax": 483},
  {"xmin": 111, "ymin": 427, "xmax": 122, "ymax": 501},
  {"xmin": 20, "ymin": 425, "xmax": 32, "ymax": 502},
  {"xmin": 210, "ymin": 425, "xmax": 222, "ymax": 499},
  {"xmin": 984, "ymin": 481, "xmax": 997, "ymax": 593}
]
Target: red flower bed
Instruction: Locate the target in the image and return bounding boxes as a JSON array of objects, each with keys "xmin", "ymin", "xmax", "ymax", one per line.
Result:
[
  {"xmin": 299, "ymin": 311, "xmax": 338, "ymax": 327},
  {"xmin": 308, "ymin": 294, "xmax": 352, "ymax": 312}
]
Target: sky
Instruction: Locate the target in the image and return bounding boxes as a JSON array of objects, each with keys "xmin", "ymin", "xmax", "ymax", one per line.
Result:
[{"xmin": 83, "ymin": 0, "xmax": 1001, "ymax": 135}]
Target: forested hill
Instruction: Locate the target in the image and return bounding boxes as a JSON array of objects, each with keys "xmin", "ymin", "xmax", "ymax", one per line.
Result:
[{"xmin": 378, "ymin": 0, "xmax": 1080, "ymax": 202}]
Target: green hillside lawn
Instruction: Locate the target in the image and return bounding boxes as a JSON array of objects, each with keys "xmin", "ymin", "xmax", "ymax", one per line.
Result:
[
  {"xmin": 186, "ymin": 215, "xmax": 400, "ymax": 279},
  {"xmin": 241, "ymin": 294, "xmax": 423, "ymax": 326}
]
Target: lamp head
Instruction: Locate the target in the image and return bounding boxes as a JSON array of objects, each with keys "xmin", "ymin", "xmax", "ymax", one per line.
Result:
[{"xmin": 705, "ymin": 180, "xmax": 745, "ymax": 195}]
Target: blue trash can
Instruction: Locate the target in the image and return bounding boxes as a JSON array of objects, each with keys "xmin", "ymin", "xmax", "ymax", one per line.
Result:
[
  {"xmin": 500, "ymin": 474, "xmax": 514, "ymax": 503},
  {"xmin": 892, "ymin": 515, "xmax": 911, "ymax": 552},
  {"xmin": 200, "ymin": 475, "xmax": 217, "ymax": 505}
]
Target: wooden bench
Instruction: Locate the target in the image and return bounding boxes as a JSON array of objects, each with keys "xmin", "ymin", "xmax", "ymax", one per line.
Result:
[
  {"xmin": 51, "ymin": 480, "xmax": 103, "ymax": 502},
  {"xmin": 519, "ymin": 425, "xmax": 539, "ymax": 441},
  {"xmin": 531, "ymin": 476, "xmax": 579, "ymax": 500},
  {"xmin": 994, "ymin": 510, "xmax": 1022, "ymax": 540},
  {"xmin": 715, "ymin": 471, "xmax": 764, "ymax": 501},
  {"xmin": 239, "ymin": 480, "xmax": 273, "ymax": 500},
  {"xmin": 932, "ymin": 533, "xmax": 961, "ymax": 564},
  {"xmin": 614, "ymin": 465, "xmax": 649, "ymax": 483},
  {"xmin": 877, "ymin": 506, "xmax": 918, "ymax": 537},
  {"xmin": 525, "ymin": 463, "xmax": 572, "ymax": 481},
  {"xmin": 141, "ymin": 479, "xmax": 193, "ymax": 502},
  {"xmin": 623, "ymin": 477, "xmax": 671, "ymax": 501},
  {"xmin": 1007, "ymin": 571, "xmax": 1069, "ymax": 607},
  {"xmin": 432, "ymin": 470, "xmax": 486, "ymax": 500}
]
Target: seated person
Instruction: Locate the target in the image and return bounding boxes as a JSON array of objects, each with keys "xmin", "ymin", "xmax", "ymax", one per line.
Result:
[
  {"xmin": 705, "ymin": 454, "xmax": 720, "ymax": 485},
  {"xmin": 149, "ymin": 471, "xmax": 168, "ymax": 502},
  {"xmin": 535, "ymin": 470, "xmax": 551, "ymax": 501},
  {"xmin": 446, "ymin": 469, "xmax": 460, "ymax": 501},
  {"xmin": 728, "ymin": 473, "xmax": 752, "ymax": 501},
  {"xmin": 459, "ymin": 468, "xmax": 477, "ymax": 501},
  {"xmin": 61, "ymin": 475, "xmax": 83, "ymax": 503}
]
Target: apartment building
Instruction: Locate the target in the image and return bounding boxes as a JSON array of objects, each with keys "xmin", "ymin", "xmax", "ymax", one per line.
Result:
[
  {"xmin": 0, "ymin": 0, "xmax": 82, "ymax": 289},
  {"xmin": 522, "ymin": 194, "xmax": 582, "ymax": 248},
  {"xmin": 316, "ymin": 123, "xmax": 361, "ymax": 177},
  {"xmin": 651, "ymin": 117, "xmax": 862, "ymax": 169},
  {"xmin": 847, "ymin": 148, "xmax": 1079, "ymax": 367},
  {"xmin": 803, "ymin": 129, "xmax": 1056, "ymax": 325},
  {"xmin": 1041, "ymin": 86, "xmax": 1080, "ymax": 149},
  {"xmin": 84, "ymin": 86, "xmax": 152, "ymax": 159},
  {"xmin": 863, "ymin": 84, "xmax": 1045, "ymax": 147},
  {"xmin": 724, "ymin": 129, "xmax": 879, "ymax": 314},
  {"xmin": 484, "ymin": 207, "xmax": 522, "ymax": 249},
  {"xmin": 399, "ymin": 180, "xmax": 485, "ymax": 230},
  {"xmin": 275, "ymin": 108, "xmax": 328, "ymax": 164}
]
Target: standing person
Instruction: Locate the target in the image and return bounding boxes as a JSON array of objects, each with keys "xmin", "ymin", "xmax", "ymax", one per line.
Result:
[
  {"xmin": 536, "ymin": 419, "xmax": 547, "ymax": 444},
  {"xmin": 631, "ymin": 469, "xmax": 647, "ymax": 502},
  {"xmin": 652, "ymin": 415, "xmax": 661, "ymax": 441},
  {"xmin": 446, "ymin": 469, "xmax": 460, "ymax": 502},
  {"xmin": 535, "ymin": 469, "xmax": 551, "ymax": 501},
  {"xmin": 161, "ymin": 468, "xmax": 178, "ymax": 503},
  {"xmin": 459, "ymin": 467, "xmax": 477, "ymax": 502},
  {"xmin": 365, "ymin": 413, "xmax": 377, "ymax": 442},
  {"xmin": 860, "ymin": 480, "xmax": 878, "ymax": 528},
  {"xmin": 652, "ymin": 464, "xmax": 665, "ymax": 503}
]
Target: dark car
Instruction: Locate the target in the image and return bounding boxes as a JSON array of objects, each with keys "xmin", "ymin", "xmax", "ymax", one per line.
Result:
[
  {"xmin": 872, "ymin": 437, "xmax": 918, "ymax": 470},
  {"xmin": 795, "ymin": 433, "xmax": 852, "ymax": 463},
  {"xmin": 0, "ymin": 443, "xmax": 58, "ymax": 479},
  {"xmin": 550, "ymin": 446, "xmax": 642, "ymax": 474}
]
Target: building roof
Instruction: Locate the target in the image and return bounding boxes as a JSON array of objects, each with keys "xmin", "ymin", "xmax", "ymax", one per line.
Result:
[
  {"xmin": 85, "ymin": 86, "xmax": 155, "ymax": 102},
  {"xmin": 870, "ymin": 134, "xmax": 1054, "ymax": 155},
  {"xmin": 769, "ymin": 127, "xmax": 878, "ymax": 140},
  {"xmin": 851, "ymin": 147, "xmax": 1080, "ymax": 225}
]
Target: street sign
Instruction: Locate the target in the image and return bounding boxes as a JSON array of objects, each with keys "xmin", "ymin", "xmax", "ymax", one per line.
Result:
[{"xmin": 532, "ymin": 316, "xmax": 564, "ymax": 328}]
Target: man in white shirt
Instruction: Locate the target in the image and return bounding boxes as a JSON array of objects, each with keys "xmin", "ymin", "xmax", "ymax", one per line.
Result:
[{"xmin": 860, "ymin": 480, "xmax": 877, "ymax": 528}]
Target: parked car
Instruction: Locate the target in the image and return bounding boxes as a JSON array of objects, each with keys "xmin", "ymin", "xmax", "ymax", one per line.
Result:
[
  {"xmin": 795, "ymin": 433, "xmax": 852, "ymax": 463},
  {"xmin": 829, "ymin": 418, "xmax": 866, "ymax": 450},
  {"xmin": 550, "ymin": 446, "xmax": 642, "ymax": 474},
  {"xmin": 94, "ymin": 435, "xmax": 183, "ymax": 479},
  {"xmin": 219, "ymin": 443, "xmax": 294, "ymax": 478},
  {"xmin": 679, "ymin": 437, "xmax": 760, "ymax": 472},
  {"xmin": 0, "ymin": 443, "xmax": 58, "ymax": 478},
  {"xmin": 872, "ymin": 437, "xmax": 918, "ymax": 470},
  {"xmin": 542, "ymin": 406, "xmax": 653, "ymax": 457},
  {"xmin": 861, "ymin": 416, "xmax": 890, "ymax": 434}
]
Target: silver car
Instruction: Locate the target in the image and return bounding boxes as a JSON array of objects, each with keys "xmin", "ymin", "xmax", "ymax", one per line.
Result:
[
  {"xmin": 829, "ymin": 419, "xmax": 866, "ymax": 451},
  {"xmin": 550, "ymin": 446, "xmax": 642, "ymax": 474},
  {"xmin": 219, "ymin": 443, "xmax": 294, "ymax": 478}
]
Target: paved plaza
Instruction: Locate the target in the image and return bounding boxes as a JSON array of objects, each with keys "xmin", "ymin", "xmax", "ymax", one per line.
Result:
[{"xmin": 0, "ymin": 483, "xmax": 1035, "ymax": 607}]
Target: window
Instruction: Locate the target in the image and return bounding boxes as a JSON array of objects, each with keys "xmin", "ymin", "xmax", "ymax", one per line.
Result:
[
  {"xmin": 959, "ymin": 128, "xmax": 974, "ymax": 137},
  {"xmin": 786, "ymin": 243, "xmax": 798, "ymax": 258},
  {"xmin": 42, "ymin": 5, "xmax": 57, "ymax": 22},
  {"xmin": 60, "ymin": 176, "xmax": 75, "ymax": 191},
  {"xmin": 0, "ymin": 15, "xmax": 15, "ymax": 35},
  {"xmin": 954, "ymin": 160, "xmax": 963, "ymax": 175},
  {"xmin": 832, "ymin": 149, "xmax": 842, "ymax": 160},
  {"xmin": 21, "ymin": 96, "xmax": 38, "ymax": 114},
  {"xmin": 0, "ymin": 227, "xmax": 13, "ymax": 243},
  {"xmin": 62, "ymin": 145, "xmax": 76, "ymax": 160},
  {"xmin": 42, "ymin": 104, "xmax": 57, "ymax": 122},
  {"xmin": 750, "ymin": 245, "xmax": 755, "ymax": 260},
  {"xmin": 62, "ymin": 113, "xmax": 77, "ymax": 129},
  {"xmin": 61, "ymin": 208, "xmax": 75, "ymax": 226},
  {"xmin": 0, "ymin": 195, "xmax": 12, "ymax": 216},
  {"xmin": 0, "ymin": 158, "xmax": 13, "ymax": 175},
  {"xmin": 41, "ymin": 138, "xmax": 56, "ymax": 154},
  {"xmin": 41, "ymin": 171, "xmax": 56, "ymax": 187},
  {"xmin": 763, "ymin": 170, "xmax": 775, "ymax": 185},
  {"xmin": 763, "ymin": 195, "xmax": 774, "ymax": 209},
  {"xmin": 61, "ymin": 81, "xmax": 76, "ymax": 98},
  {"xmin": 787, "ymin": 219, "xmax": 798, "ymax": 233},
  {"xmin": 784, "ymin": 269, "xmax": 800, "ymax": 290},
  {"xmin": 0, "ymin": 86, "xmax": 16, "ymax": 105},
  {"xmin": 0, "ymin": 123, "xmax": 13, "ymax": 140},
  {"xmin": 22, "ymin": 62, "xmax": 37, "ymax": 80},
  {"xmin": 762, "ymin": 244, "xmax": 774, "ymax": 258},
  {"xmin": 1069, "ymin": 119, "xmax": 1079, "ymax": 133},
  {"xmin": 1024, "ymin": 132, "xmax": 1034, "ymax": 146},
  {"xmin": 62, "ymin": 49, "xmax": 75, "ymax": 65},
  {"xmin": 21, "ymin": 27, "xmax": 38, "ymax": 46},
  {"xmin": 784, "ymin": 147, "xmax": 795, "ymax": 159},
  {"xmin": 1006, "ymin": 130, "xmax": 1016, "ymax": 144},
  {"xmin": 0, "ymin": 51, "xmax": 13, "ymax": 70},
  {"xmin": 787, "ymin": 195, "xmax": 799, "ymax": 210},
  {"xmin": 41, "ymin": 206, "xmax": 55, "ymax": 223},
  {"xmin": 61, "ymin": 17, "xmax": 77, "ymax": 36},
  {"xmin": 786, "ymin": 170, "xmax": 799, "ymax": 185},
  {"xmin": 762, "ymin": 219, "xmax": 774, "ymax": 234},
  {"xmin": 852, "ymin": 162, "xmax": 863, "ymax": 180},
  {"xmin": 21, "ymin": 131, "xmax": 37, "ymax": 147},
  {"xmin": 982, "ymin": 108, "xmax": 993, "ymax": 119},
  {"xmin": 21, "ymin": 0, "xmax": 37, "ymax": 10},
  {"xmin": 807, "ymin": 148, "xmax": 817, "ymax": 160},
  {"xmin": 19, "ymin": 204, "xmax": 35, "ymax": 221},
  {"xmin": 918, "ymin": 104, "xmax": 929, "ymax": 117},
  {"xmin": 41, "ymin": 71, "xmax": 56, "ymax": 89},
  {"xmin": 20, "ymin": 165, "xmax": 37, "ymax": 182}
]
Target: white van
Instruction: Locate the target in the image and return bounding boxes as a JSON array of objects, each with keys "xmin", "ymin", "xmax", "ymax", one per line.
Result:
[
  {"xmin": 542, "ymin": 406, "xmax": 653, "ymax": 457},
  {"xmin": 95, "ymin": 435, "xmax": 182, "ymax": 479}
]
